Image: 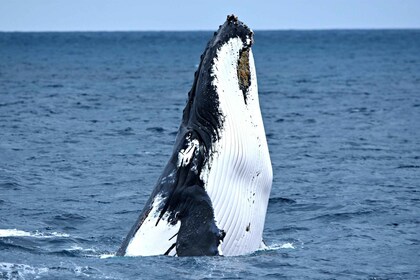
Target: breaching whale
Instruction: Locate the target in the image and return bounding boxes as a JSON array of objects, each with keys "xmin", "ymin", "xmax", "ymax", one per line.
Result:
[{"xmin": 117, "ymin": 15, "xmax": 272, "ymax": 257}]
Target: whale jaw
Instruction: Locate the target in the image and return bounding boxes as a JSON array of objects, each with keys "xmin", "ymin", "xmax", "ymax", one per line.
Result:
[
  {"xmin": 117, "ymin": 15, "xmax": 272, "ymax": 257},
  {"xmin": 200, "ymin": 32, "xmax": 272, "ymax": 257}
]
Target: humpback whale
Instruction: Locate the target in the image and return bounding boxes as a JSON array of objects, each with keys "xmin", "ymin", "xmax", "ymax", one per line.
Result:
[{"xmin": 117, "ymin": 15, "xmax": 272, "ymax": 257}]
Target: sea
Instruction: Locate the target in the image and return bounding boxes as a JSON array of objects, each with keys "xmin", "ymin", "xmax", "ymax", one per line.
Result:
[{"xmin": 0, "ymin": 30, "xmax": 419, "ymax": 279}]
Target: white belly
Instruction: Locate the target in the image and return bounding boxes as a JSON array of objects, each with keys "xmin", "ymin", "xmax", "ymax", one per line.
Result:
[{"xmin": 201, "ymin": 40, "xmax": 273, "ymax": 256}]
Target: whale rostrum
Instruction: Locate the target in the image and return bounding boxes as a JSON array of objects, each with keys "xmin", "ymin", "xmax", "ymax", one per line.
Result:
[{"xmin": 117, "ymin": 15, "xmax": 272, "ymax": 257}]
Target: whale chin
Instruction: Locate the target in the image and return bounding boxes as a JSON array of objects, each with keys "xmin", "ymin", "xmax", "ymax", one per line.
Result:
[{"xmin": 117, "ymin": 14, "xmax": 272, "ymax": 257}]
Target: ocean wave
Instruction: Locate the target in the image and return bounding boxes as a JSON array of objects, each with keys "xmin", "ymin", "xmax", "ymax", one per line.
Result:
[
  {"xmin": 259, "ymin": 242, "xmax": 296, "ymax": 251},
  {"xmin": 0, "ymin": 229, "xmax": 69, "ymax": 238},
  {"xmin": 99, "ymin": 253, "xmax": 116, "ymax": 259},
  {"xmin": 0, "ymin": 262, "xmax": 105, "ymax": 279},
  {"xmin": 53, "ymin": 245, "xmax": 104, "ymax": 258},
  {"xmin": 0, "ymin": 262, "xmax": 49, "ymax": 279}
]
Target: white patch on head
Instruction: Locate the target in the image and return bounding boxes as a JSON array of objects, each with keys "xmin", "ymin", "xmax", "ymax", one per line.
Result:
[
  {"xmin": 201, "ymin": 37, "xmax": 273, "ymax": 256},
  {"xmin": 125, "ymin": 194, "xmax": 180, "ymax": 256},
  {"xmin": 245, "ymin": 34, "xmax": 252, "ymax": 46}
]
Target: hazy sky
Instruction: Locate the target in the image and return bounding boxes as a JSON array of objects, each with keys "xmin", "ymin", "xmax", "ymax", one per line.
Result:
[{"xmin": 1, "ymin": 0, "xmax": 420, "ymax": 31}]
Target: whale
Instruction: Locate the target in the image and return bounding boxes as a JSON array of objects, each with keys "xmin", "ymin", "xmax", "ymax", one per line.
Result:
[{"xmin": 117, "ymin": 15, "xmax": 272, "ymax": 257}]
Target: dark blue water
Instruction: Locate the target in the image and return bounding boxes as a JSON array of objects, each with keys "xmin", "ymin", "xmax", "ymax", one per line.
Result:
[{"xmin": 1, "ymin": 30, "xmax": 419, "ymax": 279}]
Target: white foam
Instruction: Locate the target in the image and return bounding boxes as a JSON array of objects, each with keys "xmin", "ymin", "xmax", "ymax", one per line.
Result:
[
  {"xmin": 260, "ymin": 242, "xmax": 295, "ymax": 251},
  {"xmin": 0, "ymin": 262, "xmax": 49, "ymax": 278},
  {"xmin": 67, "ymin": 245, "xmax": 97, "ymax": 253},
  {"xmin": 279, "ymin": 243, "xmax": 295, "ymax": 249},
  {"xmin": 0, "ymin": 229, "xmax": 31, "ymax": 237},
  {"xmin": 0, "ymin": 229, "xmax": 69, "ymax": 238},
  {"xmin": 100, "ymin": 253, "xmax": 115, "ymax": 259}
]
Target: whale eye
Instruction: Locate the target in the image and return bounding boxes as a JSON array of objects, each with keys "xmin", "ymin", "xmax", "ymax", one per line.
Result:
[{"xmin": 237, "ymin": 48, "xmax": 251, "ymax": 104}]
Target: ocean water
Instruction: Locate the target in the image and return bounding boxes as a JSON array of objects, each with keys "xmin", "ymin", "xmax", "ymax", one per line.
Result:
[{"xmin": 0, "ymin": 30, "xmax": 419, "ymax": 279}]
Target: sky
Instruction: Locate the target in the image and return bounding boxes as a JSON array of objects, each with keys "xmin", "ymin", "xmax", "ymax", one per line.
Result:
[{"xmin": 1, "ymin": 0, "xmax": 420, "ymax": 31}]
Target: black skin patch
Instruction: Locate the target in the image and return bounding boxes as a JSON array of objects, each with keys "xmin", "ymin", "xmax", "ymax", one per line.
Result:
[
  {"xmin": 117, "ymin": 15, "xmax": 253, "ymax": 257},
  {"xmin": 170, "ymin": 185, "xmax": 225, "ymax": 256}
]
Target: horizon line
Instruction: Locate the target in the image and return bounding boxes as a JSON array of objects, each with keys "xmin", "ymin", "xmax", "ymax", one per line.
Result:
[{"xmin": 1, "ymin": 27, "xmax": 420, "ymax": 33}]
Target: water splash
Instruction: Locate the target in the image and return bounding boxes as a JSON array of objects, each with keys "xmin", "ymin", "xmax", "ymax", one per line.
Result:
[
  {"xmin": 259, "ymin": 242, "xmax": 296, "ymax": 251},
  {"xmin": 100, "ymin": 253, "xmax": 116, "ymax": 259},
  {"xmin": 0, "ymin": 229, "xmax": 69, "ymax": 238}
]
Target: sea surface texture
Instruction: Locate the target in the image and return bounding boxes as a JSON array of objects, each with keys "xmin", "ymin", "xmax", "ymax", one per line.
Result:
[{"xmin": 0, "ymin": 30, "xmax": 419, "ymax": 279}]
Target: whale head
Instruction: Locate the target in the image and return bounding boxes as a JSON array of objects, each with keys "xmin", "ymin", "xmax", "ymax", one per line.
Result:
[
  {"xmin": 180, "ymin": 14, "xmax": 257, "ymax": 147},
  {"xmin": 118, "ymin": 15, "xmax": 272, "ymax": 257}
]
